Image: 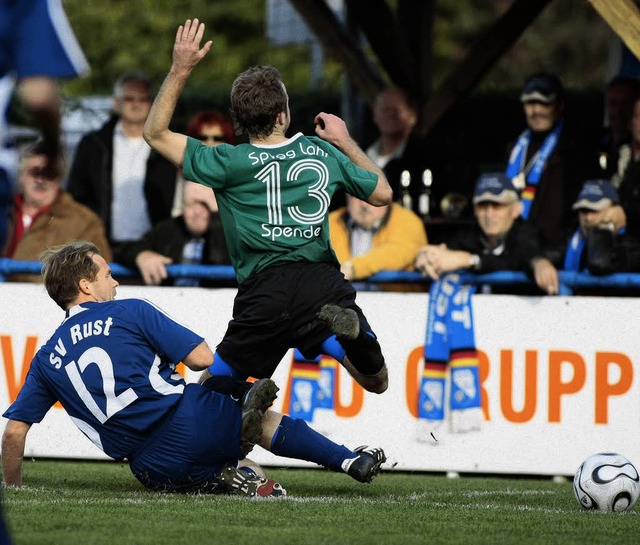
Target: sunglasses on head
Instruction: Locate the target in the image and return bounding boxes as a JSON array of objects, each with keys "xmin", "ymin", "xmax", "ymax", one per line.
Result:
[{"xmin": 197, "ymin": 134, "xmax": 226, "ymax": 143}]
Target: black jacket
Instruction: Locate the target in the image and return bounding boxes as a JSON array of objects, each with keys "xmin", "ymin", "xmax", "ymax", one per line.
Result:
[
  {"xmin": 67, "ymin": 116, "xmax": 177, "ymax": 244},
  {"xmin": 447, "ymin": 217, "xmax": 546, "ymax": 274},
  {"xmin": 383, "ymin": 133, "xmax": 476, "ymax": 219},
  {"xmin": 569, "ymin": 226, "xmax": 640, "ymax": 276},
  {"xmin": 116, "ymin": 214, "xmax": 232, "ymax": 287},
  {"xmin": 446, "ymin": 217, "xmax": 549, "ymax": 295},
  {"xmin": 617, "ymin": 159, "xmax": 640, "ymax": 240}
]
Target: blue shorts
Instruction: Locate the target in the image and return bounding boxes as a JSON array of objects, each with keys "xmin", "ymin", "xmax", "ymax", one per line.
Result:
[
  {"xmin": 0, "ymin": 0, "xmax": 89, "ymax": 79},
  {"xmin": 128, "ymin": 384, "xmax": 243, "ymax": 493}
]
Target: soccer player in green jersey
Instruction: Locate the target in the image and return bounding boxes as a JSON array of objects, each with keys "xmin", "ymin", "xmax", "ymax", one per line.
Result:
[{"xmin": 144, "ymin": 20, "xmax": 392, "ymax": 399}]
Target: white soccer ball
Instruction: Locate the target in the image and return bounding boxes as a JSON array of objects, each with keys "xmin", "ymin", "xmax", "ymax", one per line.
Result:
[{"xmin": 573, "ymin": 452, "xmax": 640, "ymax": 512}]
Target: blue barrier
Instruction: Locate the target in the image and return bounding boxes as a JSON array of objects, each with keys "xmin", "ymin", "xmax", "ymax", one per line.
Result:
[
  {"xmin": 0, "ymin": 259, "xmax": 236, "ymax": 282},
  {"xmin": 1, "ymin": 258, "xmax": 640, "ymax": 294},
  {"xmin": 368, "ymin": 269, "xmax": 640, "ymax": 294}
]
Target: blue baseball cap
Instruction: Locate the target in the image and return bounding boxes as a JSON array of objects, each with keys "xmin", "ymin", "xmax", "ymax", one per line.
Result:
[
  {"xmin": 473, "ymin": 172, "xmax": 519, "ymax": 204},
  {"xmin": 573, "ymin": 179, "xmax": 619, "ymax": 211},
  {"xmin": 520, "ymin": 72, "xmax": 564, "ymax": 104}
]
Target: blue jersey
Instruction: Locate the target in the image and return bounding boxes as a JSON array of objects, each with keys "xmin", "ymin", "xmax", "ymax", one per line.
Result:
[
  {"xmin": 3, "ymin": 299, "xmax": 204, "ymax": 460},
  {"xmin": 0, "ymin": 0, "xmax": 89, "ymax": 79}
]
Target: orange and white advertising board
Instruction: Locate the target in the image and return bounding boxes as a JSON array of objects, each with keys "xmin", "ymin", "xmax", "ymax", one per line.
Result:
[{"xmin": 1, "ymin": 283, "xmax": 638, "ymax": 476}]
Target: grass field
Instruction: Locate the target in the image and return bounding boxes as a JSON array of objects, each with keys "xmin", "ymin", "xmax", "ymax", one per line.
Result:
[{"xmin": 2, "ymin": 460, "xmax": 639, "ymax": 545}]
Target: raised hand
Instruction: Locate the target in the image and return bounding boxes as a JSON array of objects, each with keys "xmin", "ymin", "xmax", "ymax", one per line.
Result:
[
  {"xmin": 143, "ymin": 18, "xmax": 212, "ymax": 167},
  {"xmin": 173, "ymin": 18, "xmax": 212, "ymax": 75}
]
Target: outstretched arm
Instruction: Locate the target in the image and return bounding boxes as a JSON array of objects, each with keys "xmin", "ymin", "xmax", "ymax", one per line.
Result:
[
  {"xmin": 17, "ymin": 77, "xmax": 63, "ymax": 177},
  {"xmin": 135, "ymin": 250, "xmax": 173, "ymax": 286},
  {"xmin": 1, "ymin": 420, "xmax": 32, "ymax": 486},
  {"xmin": 314, "ymin": 112, "xmax": 392, "ymax": 206},
  {"xmin": 415, "ymin": 243, "xmax": 473, "ymax": 280},
  {"xmin": 144, "ymin": 19, "xmax": 212, "ymax": 167}
]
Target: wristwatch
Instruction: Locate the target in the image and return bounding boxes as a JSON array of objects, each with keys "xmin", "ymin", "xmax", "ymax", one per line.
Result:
[{"xmin": 468, "ymin": 254, "xmax": 481, "ymax": 271}]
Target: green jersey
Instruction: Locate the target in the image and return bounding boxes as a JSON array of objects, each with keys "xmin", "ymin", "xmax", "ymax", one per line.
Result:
[{"xmin": 183, "ymin": 132, "xmax": 379, "ymax": 283}]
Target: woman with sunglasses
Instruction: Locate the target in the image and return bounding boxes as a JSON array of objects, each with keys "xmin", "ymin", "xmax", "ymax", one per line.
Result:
[{"xmin": 171, "ymin": 110, "xmax": 236, "ymax": 217}]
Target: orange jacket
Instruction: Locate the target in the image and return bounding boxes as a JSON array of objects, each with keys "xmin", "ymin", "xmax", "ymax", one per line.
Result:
[{"xmin": 329, "ymin": 202, "xmax": 427, "ymax": 280}]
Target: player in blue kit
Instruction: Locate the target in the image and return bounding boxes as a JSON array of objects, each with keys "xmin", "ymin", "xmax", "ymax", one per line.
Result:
[
  {"xmin": 1, "ymin": 242, "xmax": 387, "ymax": 495},
  {"xmin": 144, "ymin": 20, "xmax": 392, "ymax": 407}
]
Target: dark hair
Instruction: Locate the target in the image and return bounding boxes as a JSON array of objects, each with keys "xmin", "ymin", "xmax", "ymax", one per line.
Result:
[
  {"xmin": 375, "ymin": 87, "xmax": 418, "ymax": 112},
  {"xmin": 186, "ymin": 110, "xmax": 236, "ymax": 144},
  {"xmin": 20, "ymin": 139, "xmax": 65, "ymax": 177},
  {"xmin": 41, "ymin": 242, "xmax": 100, "ymax": 310},
  {"xmin": 607, "ymin": 75, "xmax": 640, "ymax": 94},
  {"xmin": 230, "ymin": 66, "xmax": 287, "ymax": 139}
]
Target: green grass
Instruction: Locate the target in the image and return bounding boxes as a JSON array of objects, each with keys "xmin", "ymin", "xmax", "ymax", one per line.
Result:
[{"xmin": 2, "ymin": 460, "xmax": 639, "ymax": 545}]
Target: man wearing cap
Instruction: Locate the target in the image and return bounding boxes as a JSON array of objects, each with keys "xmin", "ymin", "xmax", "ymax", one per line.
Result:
[
  {"xmin": 563, "ymin": 179, "xmax": 640, "ymax": 275},
  {"xmin": 415, "ymin": 172, "xmax": 556, "ymax": 293},
  {"xmin": 505, "ymin": 72, "xmax": 600, "ymax": 253}
]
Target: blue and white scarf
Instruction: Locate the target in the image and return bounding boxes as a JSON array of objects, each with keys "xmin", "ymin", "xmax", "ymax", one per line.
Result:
[
  {"xmin": 419, "ymin": 273, "xmax": 481, "ymax": 424},
  {"xmin": 563, "ymin": 229, "xmax": 586, "ymax": 271},
  {"xmin": 505, "ymin": 119, "xmax": 564, "ymax": 219}
]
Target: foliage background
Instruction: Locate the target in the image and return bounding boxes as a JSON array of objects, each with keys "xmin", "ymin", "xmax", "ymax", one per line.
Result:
[
  {"xmin": 54, "ymin": 1, "xmax": 619, "ymax": 173},
  {"xmin": 61, "ymin": 0, "xmax": 615, "ymax": 97}
]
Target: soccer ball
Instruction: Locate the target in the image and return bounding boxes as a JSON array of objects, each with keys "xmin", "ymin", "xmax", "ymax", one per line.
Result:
[{"xmin": 573, "ymin": 452, "xmax": 640, "ymax": 512}]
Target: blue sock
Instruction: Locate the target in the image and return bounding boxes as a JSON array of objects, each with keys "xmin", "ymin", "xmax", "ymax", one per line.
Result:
[
  {"xmin": 209, "ymin": 352, "xmax": 247, "ymax": 380},
  {"xmin": 321, "ymin": 335, "xmax": 346, "ymax": 363},
  {"xmin": 270, "ymin": 415, "xmax": 354, "ymax": 472}
]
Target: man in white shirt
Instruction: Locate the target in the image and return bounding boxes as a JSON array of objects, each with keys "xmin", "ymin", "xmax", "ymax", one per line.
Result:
[
  {"xmin": 110, "ymin": 73, "xmax": 154, "ymax": 242},
  {"xmin": 366, "ymin": 87, "xmax": 417, "ymax": 169},
  {"xmin": 67, "ymin": 71, "xmax": 177, "ymax": 256}
]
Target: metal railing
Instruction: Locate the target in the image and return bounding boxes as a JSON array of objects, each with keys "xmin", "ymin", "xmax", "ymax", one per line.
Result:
[
  {"xmin": 0, "ymin": 259, "xmax": 236, "ymax": 283},
  {"xmin": 2, "ymin": 258, "xmax": 640, "ymax": 294},
  {"xmin": 368, "ymin": 269, "xmax": 640, "ymax": 295}
]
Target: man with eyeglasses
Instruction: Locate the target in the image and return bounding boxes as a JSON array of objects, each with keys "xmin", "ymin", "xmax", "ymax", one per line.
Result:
[
  {"xmin": 2, "ymin": 139, "xmax": 111, "ymax": 281},
  {"xmin": 67, "ymin": 71, "xmax": 178, "ymax": 258}
]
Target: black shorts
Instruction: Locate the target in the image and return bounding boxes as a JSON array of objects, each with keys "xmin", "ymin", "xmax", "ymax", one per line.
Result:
[{"xmin": 216, "ymin": 261, "xmax": 373, "ymax": 378}]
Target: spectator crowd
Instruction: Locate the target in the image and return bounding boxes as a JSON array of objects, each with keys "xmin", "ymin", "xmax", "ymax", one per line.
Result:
[{"xmin": 2, "ymin": 65, "xmax": 640, "ymax": 294}]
